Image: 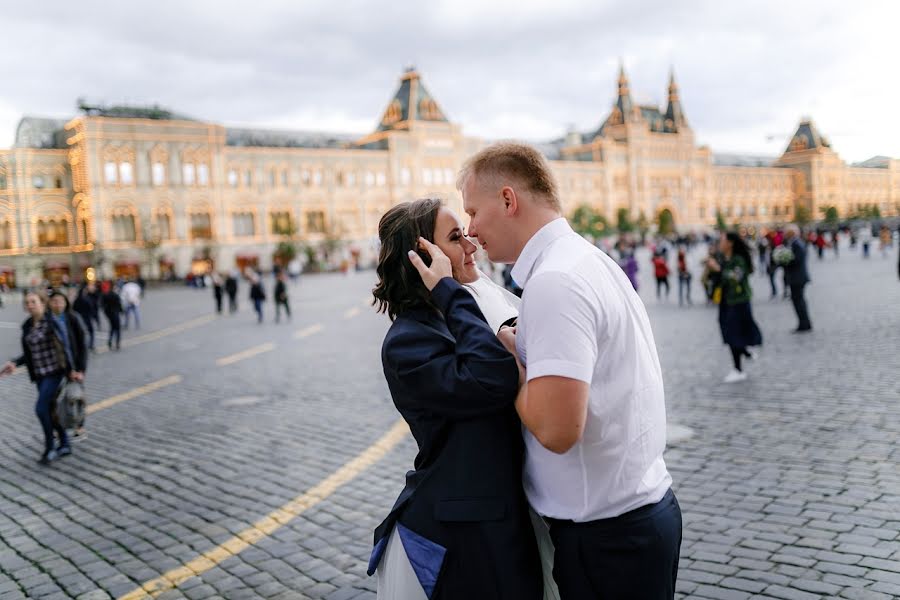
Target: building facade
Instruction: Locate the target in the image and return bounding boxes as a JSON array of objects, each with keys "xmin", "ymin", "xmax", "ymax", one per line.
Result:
[{"xmin": 0, "ymin": 66, "xmax": 897, "ymax": 287}]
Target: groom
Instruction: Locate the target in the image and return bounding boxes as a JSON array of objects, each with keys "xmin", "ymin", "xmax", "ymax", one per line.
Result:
[{"xmin": 458, "ymin": 142, "xmax": 682, "ymax": 599}]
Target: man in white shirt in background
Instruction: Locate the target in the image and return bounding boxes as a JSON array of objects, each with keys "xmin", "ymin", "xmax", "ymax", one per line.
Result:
[
  {"xmin": 458, "ymin": 142, "xmax": 682, "ymax": 600},
  {"xmin": 120, "ymin": 280, "xmax": 142, "ymax": 330}
]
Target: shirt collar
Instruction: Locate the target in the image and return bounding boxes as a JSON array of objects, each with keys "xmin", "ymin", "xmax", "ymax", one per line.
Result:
[{"xmin": 510, "ymin": 217, "xmax": 572, "ymax": 288}]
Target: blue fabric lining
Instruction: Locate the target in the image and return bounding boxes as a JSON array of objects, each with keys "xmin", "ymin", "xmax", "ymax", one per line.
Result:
[
  {"xmin": 397, "ymin": 523, "xmax": 446, "ymax": 599},
  {"xmin": 367, "ymin": 535, "xmax": 388, "ymax": 576}
]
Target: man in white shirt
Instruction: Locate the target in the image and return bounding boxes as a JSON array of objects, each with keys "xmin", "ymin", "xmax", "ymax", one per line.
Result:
[
  {"xmin": 120, "ymin": 280, "xmax": 142, "ymax": 330},
  {"xmin": 458, "ymin": 142, "xmax": 682, "ymax": 599}
]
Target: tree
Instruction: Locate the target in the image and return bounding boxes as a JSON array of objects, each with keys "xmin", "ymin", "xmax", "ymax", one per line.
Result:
[
  {"xmin": 820, "ymin": 205, "xmax": 839, "ymax": 225},
  {"xmin": 636, "ymin": 210, "xmax": 650, "ymax": 244},
  {"xmin": 794, "ymin": 205, "xmax": 811, "ymax": 226},
  {"xmin": 715, "ymin": 210, "xmax": 728, "ymax": 232},
  {"xmin": 616, "ymin": 208, "xmax": 634, "ymax": 233},
  {"xmin": 656, "ymin": 208, "xmax": 675, "ymax": 235},
  {"xmin": 570, "ymin": 204, "xmax": 610, "ymax": 238}
]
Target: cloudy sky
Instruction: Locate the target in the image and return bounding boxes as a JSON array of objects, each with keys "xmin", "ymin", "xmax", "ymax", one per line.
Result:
[{"xmin": 1, "ymin": 0, "xmax": 897, "ymax": 162}]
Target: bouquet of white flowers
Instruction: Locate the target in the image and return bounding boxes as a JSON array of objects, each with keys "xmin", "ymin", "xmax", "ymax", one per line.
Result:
[{"xmin": 772, "ymin": 245, "xmax": 794, "ymax": 266}]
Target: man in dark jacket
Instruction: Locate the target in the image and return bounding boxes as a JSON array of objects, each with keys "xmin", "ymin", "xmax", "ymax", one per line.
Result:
[
  {"xmin": 225, "ymin": 273, "xmax": 238, "ymax": 313},
  {"xmin": 102, "ymin": 285, "xmax": 123, "ymax": 350},
  {"xmin": 73, "ymin": 285, "xmax": 97, "ymax": 351},
  {"xmin": 784, "ymin": 225, "xmax": 812, "ymax": 332},
  {"xmin": 249, "ymin": 275, "xmax": 265, "ymax": 323},
  {"xmin": 273, "ymin": 271, "xmax": 291, "ymax": 323}
]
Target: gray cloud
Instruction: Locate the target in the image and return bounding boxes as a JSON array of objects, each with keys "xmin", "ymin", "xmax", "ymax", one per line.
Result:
[{"xmin": 0, "ymin": 0, "xmax": 896, "ymax": 162}]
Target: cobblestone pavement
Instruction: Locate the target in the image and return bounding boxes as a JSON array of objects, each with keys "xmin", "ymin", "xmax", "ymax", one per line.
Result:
[{"xmin": 0, "ymin": 243, "xmax": 898, "ymax": 600}]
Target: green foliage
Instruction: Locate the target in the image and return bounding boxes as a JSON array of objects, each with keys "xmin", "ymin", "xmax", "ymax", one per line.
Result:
[
  {"xmin": 715, "ymin": 210, "xmax": 727, "ymax": 232},
  {"xmin": 273, "ymin": 241, "xmax": 297, "ymax": 264},
  {"xmin": 820, "ymin": 205, "xmax": 839, "ymax": 225},
  {"xmin": 636, "ymin": 210, "xmax": 649, "ymax": 235},
  {"xmin": 571, "ymin": 204, "xmax": 611, "ymax": 237},
  {"xmin": 793, "ymin": 205, "xmax": 811, "ymax": 225},
  {"xmin": 616, "ymin": 208, "xmax": 634, "ymax": 233},
  {"xmin": 656, "ymin": 209, "xmax": 675, "ymax": 235},
  {"xmin": 848, "ymin": 204, "xmax": 881, "ymax": 220}
]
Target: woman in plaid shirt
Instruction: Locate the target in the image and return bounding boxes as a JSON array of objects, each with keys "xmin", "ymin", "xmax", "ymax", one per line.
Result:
[{"xmin": 1, "ymin": 290, "xmax": 88, "ymax": 464}]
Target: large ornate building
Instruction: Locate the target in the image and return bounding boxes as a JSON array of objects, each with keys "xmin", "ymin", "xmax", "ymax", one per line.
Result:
[{"xmin": 0, "ymin": 66, "xmax": 897, "ymax": 287}]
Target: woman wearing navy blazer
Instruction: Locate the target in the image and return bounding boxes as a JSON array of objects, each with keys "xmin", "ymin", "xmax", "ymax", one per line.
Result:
[{"xmin": 369, "ymin": 198, "xmax": 542, "ymax": 599}]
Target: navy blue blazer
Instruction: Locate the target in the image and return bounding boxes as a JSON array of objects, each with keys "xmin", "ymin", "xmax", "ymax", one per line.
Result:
[
  {"xmin": 784, "ymin": 238, "xmax": 810, "ymax": 286},
  {"xmin": 369, "ymin": 277, "xmax": 542, "ymax": 599}
]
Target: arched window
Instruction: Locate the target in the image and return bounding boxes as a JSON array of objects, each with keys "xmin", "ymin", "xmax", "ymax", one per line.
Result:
[
  {"xmin": 198, "ymin": 164, "xmax": 209, "ymax": 186},
  {"xmin": 152, "ymin": 162, "xmax": 166, "ymax": 186},
  {"xmin": 111, "ymin": 214, "xmax": 136, "ymax": 242},
  {"xmin": 157, "ymin": 213, "xmax": 172, "ymax": 240},
  {"xmin": 104, "ymin": 162, "xmax": 118, "ymax": 185},
  {"xmin": 190, "ymin": 213, "xmax": 212, "ymax": 239},
  {"xmin": 119, "ymin": 162, "xmax": 133, "ymax": 185},
  {"xmin": 37, "ymin": 219, "xmax": 69, "ymax": 247}
]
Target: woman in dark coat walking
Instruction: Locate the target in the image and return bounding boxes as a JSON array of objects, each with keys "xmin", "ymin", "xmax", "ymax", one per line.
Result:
[
  {"xmin": 368, "ymin": 199, "xmax": 542, "ymax": 599},
  {"xmin": 707, "ymin": 232, "xmax": 763, "ymax": 383},
  {"xmin": 1, "ymin": 290, "xmax": 88, "ymax": 464}
]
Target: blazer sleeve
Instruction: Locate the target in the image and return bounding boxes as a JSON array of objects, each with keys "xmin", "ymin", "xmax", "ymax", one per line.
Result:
[{"xmin": 384, "ymin": 277, "xmax": 520, "ymax": 419}]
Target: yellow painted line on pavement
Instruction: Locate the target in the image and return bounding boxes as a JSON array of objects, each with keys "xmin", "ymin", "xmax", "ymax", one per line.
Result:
[
  {"xmin": 96, "ymin": 314, "xmax": 218, "ymax": 355},
  {"xmin": 215, "ymin": 342, "xmax": 276, "ymax": 366},
  {"xmin": 119, "ymin": 419, "xmax": 410, "ymax": 599},
  {"xmin": 294, "ymin": 323, "xmax": 324, "ymax": 339},
  {"xmin": 86, "ymin": 375, "xmax": 182, "ymax": 415},
  {"xmin": 343, "ymin": 307, "xmax": 361, "ymax": 320}
]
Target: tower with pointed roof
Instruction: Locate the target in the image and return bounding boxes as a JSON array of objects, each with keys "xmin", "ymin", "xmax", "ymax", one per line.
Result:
[
  {"xmin": 664, "ymin": 69, "xmax": 688, "ymax": 133},
  {"xmin": 374, "ymin": 67, "xmax": 449, "ymax": 133}
]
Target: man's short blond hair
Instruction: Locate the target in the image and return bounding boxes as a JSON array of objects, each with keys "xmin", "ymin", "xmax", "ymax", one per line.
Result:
[{"xmin": 457, "ymin": 142, "xmax": 561, "ymax": 212}]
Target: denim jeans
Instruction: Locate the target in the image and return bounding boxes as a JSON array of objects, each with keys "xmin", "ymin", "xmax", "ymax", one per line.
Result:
[
  {"xmin": 36, "ymin": 374, "xmax": 67, "ymax": 454},
  {"xmin": 124, "ymin": 304, "xmax": 140, "ymax": 329}
]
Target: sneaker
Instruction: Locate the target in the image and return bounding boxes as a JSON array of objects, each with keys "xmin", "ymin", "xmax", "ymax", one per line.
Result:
[
  {"xmin": 38, "ymin": 449, "xmax": 58, "ymax": 465},
  {"xmin": 746, "ymin": 348, "xmax": 758, "ymax": 361},
  {"xmin": 723, "ymin": 369, "xmax": 748, "ymax": 383},
  {"xmin": 56, "ymin": 445, "xmax": 72, "ymax": 457}
]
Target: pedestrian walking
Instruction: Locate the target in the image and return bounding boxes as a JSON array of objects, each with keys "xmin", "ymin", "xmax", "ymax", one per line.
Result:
[
  {"xmin": 879, "ymin": 225, "xmax": 892, "ymax": 258},
  {"xmin": 274, "ymin": 271, "xmax": 291, "ymax": 323},
  {"xmin": 653, "ymin": 251, "xmax": 671, "ymax": 300},
  {"xmin": 72, "ymin": 285, "xmax": 97, "ymax": 352},
  {"xmin": 249, "ymin": 275, "xmax": 265, "ymax": 323},
  {"xmin": 225, "ymin": 271, "xmax": 238, "ymax": 313},
  {"xmin": 102, "ymin": 284, "xmax": 123, "ymax": 350},
  {"xmin": 859, "ymin": 226, "xmax": 872, "ymax": 258},
  {"xmin": 815, "ymin": 231, "xmax": 826, "ymax": 260},
  {"xmin": 783, "ymin": 225, "xmax": 813, "ymax": 333},
  {"xmin": 618, "ymin": 248, "xmax": 639, "ymax": 292},
  {"xmin": 706, "ymin": 232, "xmax": 763, "ymax": 383},
  {"xmin": 212, "ymin": 272, "xmax": 224, "ymax": 314},
  {"xmin": 677, "ymin": 248, "xmax": 692, "ymax": 306},
  {"xmin": 1, "ymin": 290, "xmax": 88, "ymax": 464},
  {"xmin": 121, "ymin": 279, "xmax": 141, "ymax": 330}
]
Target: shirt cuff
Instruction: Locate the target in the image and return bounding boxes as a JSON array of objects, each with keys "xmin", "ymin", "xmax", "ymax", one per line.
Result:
[
  {"xmin": 526, "ymin": 359, "xmax": 593, "ymax": 384},
  {"xmin": 429, "ymin": 277, "xmax": 461, "ymax": 313}
]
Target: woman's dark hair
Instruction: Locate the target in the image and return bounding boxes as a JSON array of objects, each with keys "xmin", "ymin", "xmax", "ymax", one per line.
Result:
[
  {"xmin": 372, "ymin": 198, "xmax": 443, "ymax": 320},
  {"xmin": 726, "ymin": 232, "xmax": 754, "ymax": 274},
  {"xmin": 48, "ymin": 289, "xmax": 72, "ymax": 311}
]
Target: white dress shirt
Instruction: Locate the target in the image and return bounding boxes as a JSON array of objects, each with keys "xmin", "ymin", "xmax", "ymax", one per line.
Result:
[
  {"xmin": 512, "ymin": 218, "xmax": 672, "ymax": 522},
  {"xmin": 467, "ymin": 270, "xmax": 520, "ymax": 333}
]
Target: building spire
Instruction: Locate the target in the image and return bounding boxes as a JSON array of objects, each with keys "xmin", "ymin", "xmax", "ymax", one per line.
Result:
[
  {"xmin": 664, "ymin": 67, "xmax": 688, "ymax": 132},
  {"xmin": 610, "ymin": 61, "xmax": 638, "ymax": 126}
]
